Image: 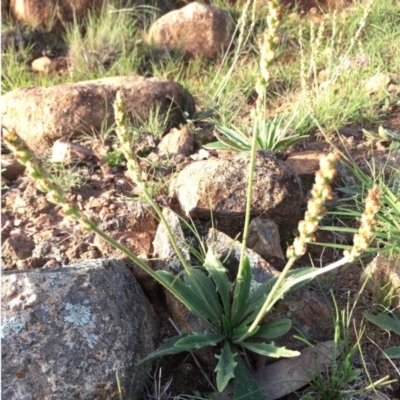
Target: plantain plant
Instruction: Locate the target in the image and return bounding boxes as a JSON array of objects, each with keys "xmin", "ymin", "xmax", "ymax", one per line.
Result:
[{"xmin": 2, "ymin": 1, "xmax": 383, "ymax": 397}]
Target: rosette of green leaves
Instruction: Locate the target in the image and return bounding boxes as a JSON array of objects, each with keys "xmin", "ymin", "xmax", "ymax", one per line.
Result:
[
  {"xmin": 204, "ymin": 114, "xmax": 308, "ymax": 153},
  {"xmin": 134, "ymin": 246, "xmax": 326, "ymax": 397}
]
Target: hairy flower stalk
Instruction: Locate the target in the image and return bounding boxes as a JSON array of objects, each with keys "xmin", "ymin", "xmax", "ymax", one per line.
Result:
[
  {"xmin": 287, "ymin": 152, "xmax": 340, "ymax": 258},
  {"xmin": 344, "ymin": 186, "xmax": 381, "ymax": 262},
  {"xmin": 112, "ymin": 91, "xmax": 219, "ymax": 325},
  {"xmin": 2, "ymin": 130, "xmax": 92, "ymax": 227},
  {"xmin": 238, "ymin": 155, "xmax": 382, "ymax": 342},
  {"xmin": 238, "ymin": 152, "xmax": 340, "ymax": 341},
  {"xmin": 113, "ymin": 90, "xmax": 142, "ymax": 185},
  {"xmin": 233, "ymin": 0, "xmax": 283, "ymax": 325},
  {"xmin": 239, "ymin": 0, "xmax": 283, "ymax": 266}
]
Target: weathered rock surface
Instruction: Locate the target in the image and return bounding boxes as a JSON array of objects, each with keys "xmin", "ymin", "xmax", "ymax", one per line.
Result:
[
  {"xmin": 154, "ymin": 126, "xmax": 195, "ymax": 161},
  {"xmin": 1, "ymin": 76, "xmax": 195, "ymax": 153},
  {"xmin": 1, "ymin": 258, "xmax": 158, "ymax": 400},
  {"xmin": 31, "ymin": 56, "xmax": 56, "ymax": 73},
  {"xmin": 51, "ymin": 138, "xmax": 94, "ymax": 163},
  {"xmin": 247, "ymin": 217, "xmax": 285, "ymax": 267},
  {"xmin": 148, "ymin": 2, "xmax": 234, "ymax": 59},
  {"xmin": 8, "ymin": 0, "xmax": 104, "ymax": 30},
  {"xmin": 1, "ymin": 156, "xmax": 26, "ymax": 181},
  {"xmin": 1, "ymin": 232, "xmax": 35, "ymax": 267},
  {"xmin": 170, "ymin": 150, "xmax": 303, "ymax": 235},
  {"xmin": 206, "ymin": 228, "xmax": 280, "ymax": 283}
]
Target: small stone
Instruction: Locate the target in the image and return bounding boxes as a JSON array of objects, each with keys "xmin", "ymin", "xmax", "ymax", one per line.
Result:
[
  {"xmin": 51, "ymin": 139, "xmax": 94, "ymax": 163},
  {"xmin": 1, "ymin": 233, "xmax": 35, "ymax": 267},
  {"xmin": 247, "ymin": 218, "xmax": 285, "ymax": 267},
  {"xmin": 285, "ymin": 151, "xmax": 325, "ymax": 176},
  {"xmin": 156, "ymin": 126, "xmax": 195, "ymax": 159},
  {"xmin": 362, "ymin": 72, "xmax": 390, "ymax": 94},
  {"xmin": 15, "ymin": 257, "xmax": 44, "ymax": 270},
  {"xmin": 31, "ymin": 56, "xmax": 55, "ymax": 74},
  {"xmin": 42, "ymin": 259, "xmax": 62, "ymax": 269},
  {"xmin": 1, "ymin": 156, "xmax": 26, "ymax": 181}
]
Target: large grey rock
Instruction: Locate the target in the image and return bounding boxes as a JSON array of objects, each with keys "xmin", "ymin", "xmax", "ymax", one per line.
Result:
[
  {"xmin": 170, "ymin": 150, "xmax": 303, "ymax": 235},
  {"xmin": 1, "ymin": 258, "xmax": 158, "ymax": 400},
  {"xmin": 1, "ymin": 76, "xmax": 195, "ymax": 153},
  {"xmin": 148, "ymin": 2, "xmax": 234, "ymax": 59}
]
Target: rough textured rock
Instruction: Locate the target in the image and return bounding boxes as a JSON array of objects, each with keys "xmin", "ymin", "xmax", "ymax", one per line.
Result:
[
  {"xmin": 246, "ymin": 217, "xmax": 285, "ymax": 268},
  {"xmin": 148, "ymin": 2, "xmax": 234, "ymax": 59},
  {"xmin": 153, "ymin": 207, "xmax": 191, "ymax": 273},
  {"xmin": 1, "ymin": 156, "xmax": 26, "ymax": 181},
  {"xmin": 155, "ymin": 126, "xmax": 195, "ymax": 160},
  {"xmin": 170, "ymin": 150, "xmax": 303, "ymax": 235},
  {"xmin": 1, "ymin": 76, "xmax": 195, "ymax": 153},
  {"xmin": 1, "ymin": 258, "xmax": 158, "ymax": 400},
  {"xmin": 206, "ymin": 228, "xmax": 280, "ymax": 283},
  {"xmin": 8, "ymin": 0, "xmax": 104, "ymax": 30},
  {"xmin": 284, "ymin": 150, "xmax": 326, "ymax": 196},
  {"xmin": 51, "ymin": 139, "xmax": 94, "ymax": 163},
  {"xmin": 31, "ymin": 56, "xmax": 55, "ymax": 73},
  {"xmin": 1, "ymin": 232, "xmax": 35, "ymax": 267}
]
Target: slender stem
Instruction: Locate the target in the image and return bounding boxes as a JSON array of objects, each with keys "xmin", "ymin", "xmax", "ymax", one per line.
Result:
[{"xmin": 92, "ymin": 225, "xmax": 215, "ymax": 330}]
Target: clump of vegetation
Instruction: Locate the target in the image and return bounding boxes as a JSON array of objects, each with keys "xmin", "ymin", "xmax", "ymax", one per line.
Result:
[{"xmin": 2, "ymin": 0, "xmax": 400, "ymax": 397}]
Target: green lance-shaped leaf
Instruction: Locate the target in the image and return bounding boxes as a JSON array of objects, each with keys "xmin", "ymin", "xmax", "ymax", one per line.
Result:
[
  {"xmin": 134, "ymin": 334, "xmax": 190, "ymax": 368},
  {"xmin": 221, "ymin": 314, "xmax": 232, "ymax": 336},
  {"xmin": 175, "ymin": 332, "xmax": 225, "ymax": 349},
  {"xmin": 253, "ymin": 318, "xmax": 292, "ymax": 340},
  {"xmin": 364, "ymin": 312, "xmax": 400, "ymax": 335},
  {"xmin": 230, "ymin": 255, "xmax": 252, "ymax": 327},
  {"xmin": 384, "ymin": 346, "xmax": 400, "ymax": 359},
  {"xmin": 155, "ymin": 270, "xmax": 216, "ymax": 323},
  {"xmin": 231, "ymin": 325, "xmax": 260, "ymax": 341},
  {"xmin": 239, "ymin": 268, "xmax": 316, "ymax": 329},
  {"xmin": 215, "ymin": 135, "xmax": 249, "ymax": 152},
  {"xmin": 215, "ymin": 341, "xmax": 237, "ymax": 392},
  {"xmin": 216, "ymin": 125, "xmax": 251, "ymax": 148},
  {"xmin": 234, "ymin": 354, "xmax": 264, "ymax": 400},
  {"xmin": 240, "ymin": 341, "xmax": 300, "ymax": 358},
  {"xmin": 204, "ymin": 248, "xmax": 232, "ymax": 317},
  {"xmin": 183, "ymin": 268, "xmax": 222, "ymax": 319}
]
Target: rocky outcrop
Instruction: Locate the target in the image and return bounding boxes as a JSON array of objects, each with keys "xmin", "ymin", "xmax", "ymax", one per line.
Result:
[
  {"xmin": 1, "ymin": 76, "xmax": 195, "ymax": 153},
  {"xmin": 148, "ymin": 2, "xmax": 234, "ymax": 59},
  {"xmin": 8, "ymin": 0, "xmax": 104, "ymax": 30},
  {"xmin": 1, "ymin": 258, "xmax": 158, "ymax": 400},
  {"xmin": 170, "ymin": 150, "xmax": 303, "ymax": 235}
]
